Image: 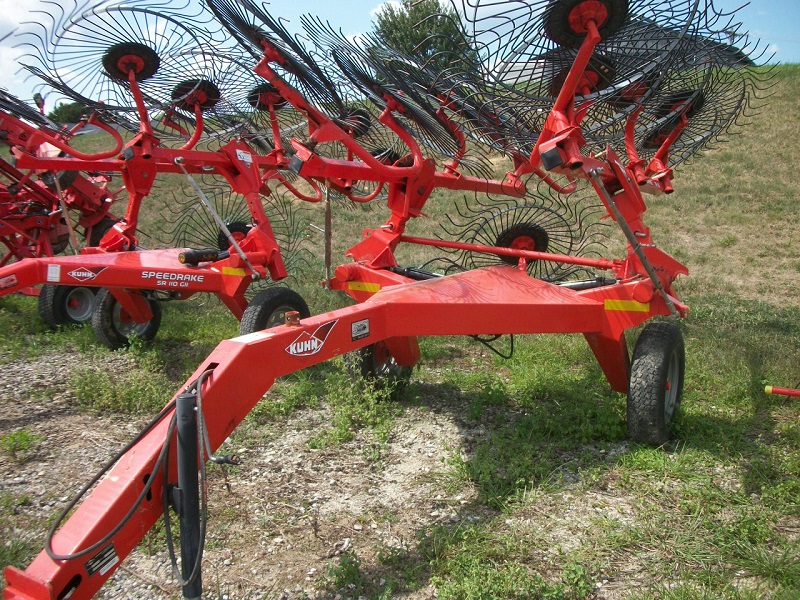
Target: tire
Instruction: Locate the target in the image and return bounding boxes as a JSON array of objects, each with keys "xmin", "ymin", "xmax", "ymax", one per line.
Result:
[
  {"xmin": 345, "ymin": 342, "xmax": 413, "ymax": 392},
  {"xmin": 38, "ymin": 285, "xmax": 96, "ymax": 327},
  {"xmin": 217, "ymin": 221, "xmax": 252, "ymax": 251},
  {"xmin": 91, "ymin": 288, "xmax": 162, "ymax": 350},
  {"xmin": 543, "ymin": 0, "xmax": 629, "ymax": 48},
  {"xmin": 239, "ymin": 288, "xmax": 310, "ymax": 335},
  {"xmin": 88, "ymin": 216, "xmax": 118, "ymax": 247},
  {"xmin": 627, "ymin": 321, "xmax": 685, "ymax": 445}
]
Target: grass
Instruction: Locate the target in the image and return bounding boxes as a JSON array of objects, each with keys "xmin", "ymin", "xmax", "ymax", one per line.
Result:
[
  {"xmin": 2, "ymin": 66, "xmax": 800, "ymax": 599},
  {"xmin": 0, "ymin": 429, "xmax": 44, "ymax": 460}
]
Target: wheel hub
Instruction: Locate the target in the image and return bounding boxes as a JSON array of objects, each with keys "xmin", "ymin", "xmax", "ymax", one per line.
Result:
[
  {"xmin": 248, "ymin": 83, "xmax": 287, "ymax": 110},
  {"xmin": 102, "ymin": 42, "xmax": 160, "ymax": 82},
  {"xmin": 171, "ymin": 79, "xmax": 221, "ymax": 111},
  {"xmin": 495, "ymin": 223, "xmax": 550, "ymax": 266},
  {"xmin": 568, "ymin": 0, "xmax": 609, "ymax": 34}
]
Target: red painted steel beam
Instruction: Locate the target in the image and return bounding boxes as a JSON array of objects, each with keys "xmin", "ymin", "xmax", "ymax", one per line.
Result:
[
  {"xmin": 399, "ymin": 235, "xmax": 619, "ymax": 271},
  {"xmin": 0, "ymin": 249, "xmax": 253, "ymax": 300}
]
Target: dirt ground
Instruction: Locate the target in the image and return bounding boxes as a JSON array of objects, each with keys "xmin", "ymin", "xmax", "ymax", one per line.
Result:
[{"xmin": 1, "ymin": 345, "xmax": 645, "ymax": 600}]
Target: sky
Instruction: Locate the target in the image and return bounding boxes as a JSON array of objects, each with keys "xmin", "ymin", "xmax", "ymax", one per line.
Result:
[{"xmin": 0, "ymin": 0, "xmax": 797, "ymax": 108}]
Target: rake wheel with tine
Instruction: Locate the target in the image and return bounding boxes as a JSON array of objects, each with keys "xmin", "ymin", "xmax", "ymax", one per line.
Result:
[
  {"xmin": 0, "ymin": 87, "xmax": 121, "ymax": 288},
  {"xmin": 1, "ymin": 0, "xmax": 774, "ymax": 598},
  {"xmin": 16, "ymin": 0, "xmax": 227, "ymax": 114},
  {"xmin": 1, "ymin": 2, "xmax": 327, "ymax": 347}
]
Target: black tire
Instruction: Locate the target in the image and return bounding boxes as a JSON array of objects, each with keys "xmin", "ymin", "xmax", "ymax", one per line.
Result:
[
  {"xmin": 345, "ymin": 342, "xmax": 413, "ymax": 392},
  {"xmin": 239, "ymin": 288, "xmax": 310, "ymax": 335},
  {"xmin": 91, "ymin": 288, "xmax": 162, "ymax": 350},
  {"xmin": 88, "ymin": 216, "xmax": 118, "ymax": 247},
  {"xmin": 543, "ymin": 0, "xmax": 629, "ymax": 48},
  {"xmin": 38, "ymin": 285, "xmax": 96, "ymax": 328},
  {"xmin": 627, "ymin": 321, "xmax": 685, "ymax": 445},
  {"xmin": 217, "ymin": 221, "xmax": 252, "ymax": 251}
]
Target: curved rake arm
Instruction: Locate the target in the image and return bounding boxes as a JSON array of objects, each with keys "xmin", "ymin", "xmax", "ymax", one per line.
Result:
[
  {"xmin": 341, "ymin": 182, "xmax": 386, "ymax": 203},
  {"xmin": 178, "ymin": 104, "xmax": 206, "ymax": 152},
  {"xmin": 10, "ymin": 113, "xmax": 123, "ymax": 161},
  {"xmin": 253, "ymin": 54, "xmax": 425, "ymax": 181},
  {"xmin": 271, "ymin": 171, "xmax": 323, "ymax": 203}
]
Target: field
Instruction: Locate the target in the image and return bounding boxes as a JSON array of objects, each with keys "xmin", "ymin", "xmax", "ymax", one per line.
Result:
[{"xmin": 2, "ymin": 64, "xmax": 800, "ymax": 599}]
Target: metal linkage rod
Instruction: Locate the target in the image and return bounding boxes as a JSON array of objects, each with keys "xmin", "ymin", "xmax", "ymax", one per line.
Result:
[
  {"xmin": 588, "ymin": 168, "xmax": 679, "ymax": 317},
  {"xmin": 174, "ymin": 157, "xmax": 259, "ymax": 279}
]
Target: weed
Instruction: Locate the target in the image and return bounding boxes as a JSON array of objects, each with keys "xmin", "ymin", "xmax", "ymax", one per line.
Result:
[
  {"xmin": 325, "ymin": 551, "xmax": 365, "ymax": 594},
  {"xmin": 307, "ymin": 362, "xmax": 402, "ymax": 459},
  {"xmin": 0, "ymin": 429, "xmax": 44, "ymax": 460},
  {"xmin": 69, "ymin": 348, "xmax": 173, "ymax": 414}
]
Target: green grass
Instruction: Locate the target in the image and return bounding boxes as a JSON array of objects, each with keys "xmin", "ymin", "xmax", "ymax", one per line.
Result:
[{"xmin": 0, "ymin": 429, "xmax": 44, "ymax": 460}]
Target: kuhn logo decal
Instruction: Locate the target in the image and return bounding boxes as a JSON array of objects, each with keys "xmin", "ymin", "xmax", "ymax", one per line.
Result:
[
  {"xmin": 67, "ymin": 267, "xmax": 106, "ymax": 282},
  {"xmin": 286, "ymin": 320, "xmax": 337, "ymax": 357}
]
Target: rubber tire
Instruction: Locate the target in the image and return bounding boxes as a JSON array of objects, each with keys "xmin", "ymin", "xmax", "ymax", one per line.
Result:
[
  {"xmin": 239, "ymin": 288, "xmax": 310, "ymax": 335},
  {"xmin": 38, "ymin": 285, "xmax": 96, "ymax": 328},
  {"xmin": 543, "ymin": 0, "xmax": 629, "ymax": 48},
  {"xmin": 627, "ymin": 321, "xmax": 685, "ymax": 445},
  {"xmin": 91, "ymin": 288, "xmax": 162, "ymax": 350},
  {"xmin": 345, "ymin": 342, "xmax": 413, "ymax": 392},
  {"xmin": 88, "ymin": 216, "xmax": 118, "ymax": 247}
]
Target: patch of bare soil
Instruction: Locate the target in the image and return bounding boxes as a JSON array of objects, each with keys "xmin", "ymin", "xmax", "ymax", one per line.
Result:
[{"xmin": 1, "ymin": 349, "xmax": 648, "ymax": 599}]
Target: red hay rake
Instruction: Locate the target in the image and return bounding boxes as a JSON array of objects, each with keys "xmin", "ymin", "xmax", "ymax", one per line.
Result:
[
  {"xmin": 1, "ymin": 0, "xmax": 771, "ymax": 597},
  {"xmin": 0, "ymin": 2, "xmax": 328, "ymax": 347}
]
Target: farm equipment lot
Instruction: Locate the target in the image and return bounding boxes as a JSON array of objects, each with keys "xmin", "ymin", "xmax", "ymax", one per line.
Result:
[{"xmin": 2, "ymin": 65, "xmax": 800, "ymax": 600}]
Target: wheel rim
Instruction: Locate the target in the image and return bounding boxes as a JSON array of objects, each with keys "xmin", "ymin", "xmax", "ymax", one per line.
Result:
[
  {"xmin": 664, "ymin": 348, "xmax": 680, "ymax": 421},
  {"xmin": 494, "ymin": 222, "xmax": 550, "ymax": 267},
  {"xmin": 265, "ymin": 304, "xmax": 297, "ymax": 328},
  {"xmin": 170, "ymin": 79, "xmax": 221, "ymax": 111},
  {"xmin": 112, "ymin": 303, "xmax": 153, "ymax": 338},
  {"xmin": 102, "ymin": 42, "xmax": 161, "ymax": 82},
  {"xmin": 372, "ymin": 343, "xmax": 395, "ymax": 377},
  {"xmin": 247, "ymin": 83, "xmax": 288, "ymax": 110},
  {"xmin": 370, "ymin": 342, "xmax": 410, "ymax": 380},
  {"xmin": 64, "ymin": 288, "xmax": 95, "ymax": 323}
]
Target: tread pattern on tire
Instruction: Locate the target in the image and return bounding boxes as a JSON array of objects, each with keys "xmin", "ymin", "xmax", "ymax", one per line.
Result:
[
  {"xmin": 627, "ymin": 321, "xmax": 685, "ymax": 445},
  {"xmin": 38, "ymin": 284, "xmax": 64, "ymax": 329},
  {"xmin": 38, "ymin": 285, "xmax": 94, "ymax": 328},
  {"xmin": 239, "ymin": 287, "xmax": 310, "ymax": 335},
  {"xmin": 345, "ymin": 343, "xmax": 413, "ymax": 397},
  {"xmin": 91, "ymin": 288, "xmax": 162, "ymax": 350}
]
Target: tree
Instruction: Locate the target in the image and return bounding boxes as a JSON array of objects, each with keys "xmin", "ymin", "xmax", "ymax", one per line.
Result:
[
  {"xmin": 372, "ymin": 0, "xmax": 476, "ymax": 73},
  {"xmin": 46, "ymin": 101, "xmax": 87, "ymax": 124}
]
